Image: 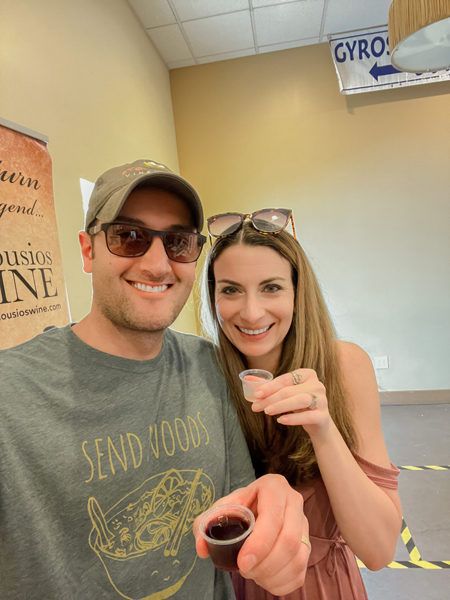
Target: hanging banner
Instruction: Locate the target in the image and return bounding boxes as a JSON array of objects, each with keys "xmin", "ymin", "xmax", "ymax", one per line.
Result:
[
  {"xmin": 328, "ymin": 26, "xmax": 450, "ymax": 95},
  {"xmin": 0, "ymin": 121, "xmax": 70, "ymax": 349}
]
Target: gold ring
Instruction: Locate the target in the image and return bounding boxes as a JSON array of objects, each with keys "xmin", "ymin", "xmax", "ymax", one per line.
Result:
[
  {"xmin": 291, "ymin": 371, "xmax": 302, "ymax": 385},
  {"xmin": 301, "ymin": 535, "xmax": 311, "ymax": 553}
]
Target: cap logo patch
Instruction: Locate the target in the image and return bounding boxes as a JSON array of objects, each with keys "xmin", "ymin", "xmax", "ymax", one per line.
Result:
[
  {"xmin": 143, "ymin": 161, "xmax": 165, "ymax": 169},
  {"xmin": 121, "ymin": 161, "xmax": 168, "ymax": 177}
]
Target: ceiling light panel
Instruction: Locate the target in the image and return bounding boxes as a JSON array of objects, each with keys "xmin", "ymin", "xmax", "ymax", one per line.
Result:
[
  {"xmin": 182, "ymin": 11, "xmax": 254, "ymax": 57},
  {"xmin": 171, "ymin": 0, "xmax": 249, "ymax": 21},
  {"xmin": 324, "ymin": 0, "xmax": 392, "ymax": 35},
  {"xmin": 254, "ymin": 0, "xmax": 324, "ymax": 47},
  {"xmin": 148, "ymin": 24, "xmax": 193, "ymax": 62},
  {"xmin": 128, "ymin": 0, "xmax": 176, "ymax": 28}
]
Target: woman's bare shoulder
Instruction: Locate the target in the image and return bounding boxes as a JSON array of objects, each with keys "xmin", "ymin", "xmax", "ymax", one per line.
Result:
[
  {"xmin": 335, "ymin": 341, "xmax": 377, "ymax": 405},
  {"xmin": 336, "ymin": 340, "xmax": 372, "ymax": 368},
  {"xmin": 336, "ymin": 341, "xmax": 392, "ymax": 465}
]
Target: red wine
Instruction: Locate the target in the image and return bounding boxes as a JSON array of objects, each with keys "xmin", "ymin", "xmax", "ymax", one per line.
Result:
[{"xmin": 206, "ymin": 517, "xmax": 250, "ymax": 571}]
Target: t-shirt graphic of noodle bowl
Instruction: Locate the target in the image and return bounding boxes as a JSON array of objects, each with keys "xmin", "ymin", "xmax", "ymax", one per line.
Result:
[{"xmin": 88, "ymin": 469, "xmax": 214, "ymax": 599}]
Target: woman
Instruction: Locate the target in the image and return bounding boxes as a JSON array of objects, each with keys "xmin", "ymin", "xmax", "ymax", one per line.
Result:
[{"xmin": 201, "ymin": 209, "xmax": 402, "ymax": 600}]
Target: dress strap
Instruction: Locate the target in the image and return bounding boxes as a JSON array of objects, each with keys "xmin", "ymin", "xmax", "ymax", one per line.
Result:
[{"xmin": 353, "ymin": 453, "xmax": 400, "ymax": 490}]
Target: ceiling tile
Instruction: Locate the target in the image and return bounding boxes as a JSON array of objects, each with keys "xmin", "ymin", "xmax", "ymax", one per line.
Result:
[
  {"xmin": 259, "ymin": 37, "xmax": 320, "ymax": 54},
  {"xmin": 171, "ymin": 0, "xmax": 249, "ymax": 21},
  {"xmin": 324, "ymin": 0, "xmax": 391, "ymax": 35},
  {"xmin": 167, "ymin": 58, "xmax": 197, "ymax": 69},
  {"xmin": 128, "ymin": 0, "xmax": 175, "ymax": 28},
  {"xmin": 253, "ymin": 0, "xmax": 296, "ymax": 6},
  {"xmin": 254, "ymin": 1, "xmax": 324, "ymax": 47},
  {"xmin": 128, "ymin": 0, "xmax": 397, "ymax": 69},
  {"xmin": 182, "ymin": 11, "xmax": 254, "ymax": 57},
  {"xmin": 147, "ymin": 24, "xmax": 193, "ymax": 63},
  {"xmin": 197, "ymin": 48, "xmax": 256, "ymax": 65}
]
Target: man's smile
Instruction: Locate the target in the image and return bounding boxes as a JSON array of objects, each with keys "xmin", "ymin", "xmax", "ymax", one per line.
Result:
[{"xmin": 130, "ymin": 281, "xmax": 171, "ymax": 293}]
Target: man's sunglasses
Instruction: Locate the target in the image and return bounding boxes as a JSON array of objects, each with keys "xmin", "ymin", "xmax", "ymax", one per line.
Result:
[
  {"xmin": 207, "ymin": 208, "xmax": 296, "ymax": 242},
  {"xmin": 88, "ymin": 222, "xmax": 206, "ymax": 263}
]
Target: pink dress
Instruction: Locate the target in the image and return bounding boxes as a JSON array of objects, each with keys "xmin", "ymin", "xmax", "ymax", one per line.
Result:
[{"xmin": 232, "ymin": 455, "xmax": 400, "ymax": 600}]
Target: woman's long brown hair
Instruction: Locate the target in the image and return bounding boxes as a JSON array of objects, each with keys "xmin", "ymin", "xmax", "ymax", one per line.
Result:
[{"xmin": 200, "ymin": 223, "xmax": 356, "ymax": 484}]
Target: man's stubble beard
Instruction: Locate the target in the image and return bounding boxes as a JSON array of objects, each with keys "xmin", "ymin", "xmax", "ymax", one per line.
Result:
[
  {"xmin": 92, "ymin": 268, "xmax": 192, "ymax": 335},
  {"xmin": 97, "ymin": 292, "xmax": 189, "ymax": 334}
]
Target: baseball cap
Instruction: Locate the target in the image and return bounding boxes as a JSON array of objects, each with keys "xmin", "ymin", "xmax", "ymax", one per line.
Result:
[{"xmin": 85, "ymin": 159, "xmax": 204, "ymax": 232}]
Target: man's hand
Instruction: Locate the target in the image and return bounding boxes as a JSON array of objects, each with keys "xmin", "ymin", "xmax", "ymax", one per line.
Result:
[{"xmin": 194, "ymin": 474, "xmax": 310, "ymax": 596}]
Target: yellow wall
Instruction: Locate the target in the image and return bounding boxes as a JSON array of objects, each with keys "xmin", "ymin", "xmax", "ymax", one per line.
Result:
[
  {"xmin": 170, "ymin": 44, "xmax": 450, "ymax": 391},
  {"xmin": 0, "ymin": 0, "xmax": 196, "ymax": 333},
  {"xmin": 170, "ymin": 43, "xmax": 449, "ymax": 213}
]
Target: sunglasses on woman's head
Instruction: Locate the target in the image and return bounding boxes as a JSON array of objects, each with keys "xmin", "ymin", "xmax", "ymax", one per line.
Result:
[
  {"xmin": 88, "ymin": 222, "xmax": 206, "ymax": 263},
  {"xmin": 207, "ymin": 208, "xmax": 296, "ymax": 242}
]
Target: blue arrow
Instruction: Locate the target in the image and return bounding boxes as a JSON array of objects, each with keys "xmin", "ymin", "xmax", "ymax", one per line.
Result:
[{"xmin": 370, "ymin": 62, "xmax": 401, "ymax": 81}]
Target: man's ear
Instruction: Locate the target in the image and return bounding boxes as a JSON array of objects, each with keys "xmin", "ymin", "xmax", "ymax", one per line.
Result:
[{"xmin": 79, "ymin": 231, "xmax": 94, "ymax": 274}]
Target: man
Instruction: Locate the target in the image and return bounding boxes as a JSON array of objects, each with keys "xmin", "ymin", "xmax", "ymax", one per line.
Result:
[{"xmin": 0, "ymin": 159, "xmax": 309, "ymax": 599}]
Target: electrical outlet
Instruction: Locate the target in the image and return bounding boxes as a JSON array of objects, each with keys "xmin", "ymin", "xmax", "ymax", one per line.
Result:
[{"xmin": 374, "ymin": 356, "xmax": 389, "ymax": 369}]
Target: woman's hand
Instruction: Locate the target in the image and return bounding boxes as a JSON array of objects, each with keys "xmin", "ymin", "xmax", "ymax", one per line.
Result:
[{"xmin": 251, "ymin": 369, "xmax": 332, "ymax": 440}]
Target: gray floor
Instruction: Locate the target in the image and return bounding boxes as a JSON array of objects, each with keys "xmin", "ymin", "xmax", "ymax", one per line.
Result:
[{"xmin": 361, "ymin": 404, "xmax": 450, "ymax": 600}]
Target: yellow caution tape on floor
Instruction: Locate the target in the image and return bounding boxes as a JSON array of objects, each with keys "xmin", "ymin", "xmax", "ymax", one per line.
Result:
[
  {"xmin": 400, "ymin": 517, "xmax": 422, "ymax": 561},
  {"xmin": 398, "ymin": 465, "xmax": 450, "ymax": 470},
  {"xmin": 358, "ymin": 559, "xmax": 450, "ymax": 570},
  {"xmin": 357, "ymin": 516, "xmax": 450, "ymax": 569}
]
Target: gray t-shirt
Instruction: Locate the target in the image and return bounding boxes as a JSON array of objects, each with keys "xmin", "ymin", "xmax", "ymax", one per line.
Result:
[{"xmin": 0, "ymin": 325, "xmax": 254, "ymax": 600}]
